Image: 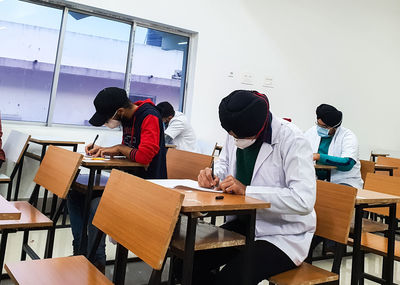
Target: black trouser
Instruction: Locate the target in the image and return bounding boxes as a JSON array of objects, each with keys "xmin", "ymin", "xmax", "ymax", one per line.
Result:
[{"xmin": 174, "ymin": 219, "xmax": 297, "ymax": 285}]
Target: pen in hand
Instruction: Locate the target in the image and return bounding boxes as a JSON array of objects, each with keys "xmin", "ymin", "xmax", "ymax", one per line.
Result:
[{"xmin": 88, "ymin": 134, "xmax": 99, "ymax": 152}]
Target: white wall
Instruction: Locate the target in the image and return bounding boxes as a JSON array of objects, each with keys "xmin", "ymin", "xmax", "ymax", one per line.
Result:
[{"xmin": 3, "ymin": 0, "xmax": 400, "ymax": 197}]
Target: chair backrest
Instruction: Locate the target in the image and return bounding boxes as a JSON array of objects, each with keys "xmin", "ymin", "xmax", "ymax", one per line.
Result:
[
  {"xmin": 315, "ymin": 181, "xmax": 357, "ymax": 244},
  {"xmin": 33, "ymin": 146, "xmax": 83, "ymax": 199},
  {"xmin": 92, "ymin": 169, "xmax": 184, "ymax": 270},
  {"xmin": 364, "ymin": 173, "xmax": 400, "ymax": 218},
  {"xmin": 376, "ymin": 156, "xmax": 400, "ymax": 177},
  {"xmin": 360, "ymin": 159, "xmax": 375, "ymax": 183},
  {"xmin": 211, "ymin": 143, "xmax": 223, "ymax": 157},
  {"xmin": 2, "ymin": 130, "xmax": 30, "ymax": 164},
  {"xmin": 167, "ymin": 148, "xmax": 213, "ymax": 180}
]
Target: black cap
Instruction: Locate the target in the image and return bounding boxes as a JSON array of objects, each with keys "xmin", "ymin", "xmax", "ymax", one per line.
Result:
[
  {"xmin": 316, "ymin": 104, "xmax": 342, "ymax": 127},
  {"xmin": 219, "ymin": 90, "xmax": 270, "ymax": 138},
  {"xmin": 89, "ymin": 87, "xmax": 130, "ymax": 126}
]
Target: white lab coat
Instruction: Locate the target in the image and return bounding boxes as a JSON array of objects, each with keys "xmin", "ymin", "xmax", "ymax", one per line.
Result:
[
  {"xmin": 304, "ymin": 126, "xmax": 363, "ymax": 188},
  {"xmin": 165, "ymin": 111, "xmax": 198, "ymax": 152},
  {"xmin": 214, "ymin": 115, "xmax": 316, "ymax": 266}
]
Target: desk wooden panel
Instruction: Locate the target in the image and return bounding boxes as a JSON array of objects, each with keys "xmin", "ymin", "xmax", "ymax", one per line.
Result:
[
  {"xmin": 29, "ymin": 138, "xmax": 85, "ymax": 145},
  {"xmin": 81, "ymin": 158, "xmax": 145, "ymax": 168},
  {"xmin": 166, "ymin": 144, "xmax": 177, "ymax": 148},
  {"xmin": 5, "ymin": 256, "xmax": 112, "ymax": 285},
  {"xmin": 174, "ymin": 186, "xmax": 270, "ymax": 212},
  {"xmin": 0, "ymin": 196, "xmax": 21, "ymax": 220},
  {"xmin": 0, "ymin": 202, "xmax": 52, "ymax": 229},
  {"xmin": 314, "ymin": 164, "xmax": 337, "ymax": 170},
  {"xmin": 374, "ymin": 164, "xmax": 398, "ymax": 172},
  {"xmin": 356, "ymin": 189, "xmax": 400, "ymax": 205}
]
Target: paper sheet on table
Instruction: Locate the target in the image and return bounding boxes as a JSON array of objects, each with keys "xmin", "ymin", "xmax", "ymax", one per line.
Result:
[{"xmin": 148, "ymin": 179, "xmax": 223, "ymax": 193}]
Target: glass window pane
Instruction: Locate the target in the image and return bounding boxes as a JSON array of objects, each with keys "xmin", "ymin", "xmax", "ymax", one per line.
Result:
[
  {"xmin": 52, "ymin": 11, "xmax": 131, "ymax": 126},
  {"xmin": 130, "ymin": 26, "xmax": 189, "ymax": 111},
  {"xmin": 0, "ymin": 0, "xmax": 62, "ymax": 122}
]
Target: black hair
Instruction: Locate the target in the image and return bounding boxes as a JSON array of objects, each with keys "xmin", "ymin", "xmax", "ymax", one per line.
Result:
[{"xmin": 156, "ymin": 101, "xmax": 175, "ymax": 118}]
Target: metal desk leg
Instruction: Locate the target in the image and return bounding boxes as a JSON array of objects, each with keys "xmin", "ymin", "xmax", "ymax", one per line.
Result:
[
  {"xmin": 73, "ymin": 145, "xmax": 78, "ymax": 152},
  {"xmin": 351, "ymin": 205, "xmax": 364, "ymax": 285},
  {"xmin": 113, "ymin": 243, "xmax": 128, "ymax": 285},
  {"xmin": 382, "ymin": 203, "xmax": 396, "ymax": 284},
  {"xmin": 181, "ymin": 215, "xmax": 197, "ymax": 285},
  {"xmin": 389, "ymin": 169, "xmax": 393, "ymax": 176},
  {"xmin": 326, "ymin": 170, "xmax": 331, "ymax": 182},
  {"xmin": 78, "ymin": 168, "xmax": 96, "ymax": 254},
  {"xmin": 243, "ymin": 210, "xmax": 256, "ymax": 285}
]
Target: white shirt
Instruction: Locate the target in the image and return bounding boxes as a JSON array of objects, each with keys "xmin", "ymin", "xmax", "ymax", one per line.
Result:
[
  {"xmin": 215, "ymin": 115, "xmax": 316, "ymax": 266},
  {"xmin": 304, "ymin": 125, "xmax": 363, "ymax": 188},
  {"xmin": 165, "ymin": 111, "xmax": 197, "ymax": 152}
]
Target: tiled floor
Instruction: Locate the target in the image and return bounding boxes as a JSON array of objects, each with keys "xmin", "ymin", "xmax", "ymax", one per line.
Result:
[{"xmin": 1, "ymin": 228, "xmax": 399, "ymax": 284}]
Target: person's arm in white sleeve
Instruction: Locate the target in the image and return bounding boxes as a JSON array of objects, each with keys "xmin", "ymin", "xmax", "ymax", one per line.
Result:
[
  {"xmin": 246, "ymin": 132, "xmax": 316, "ymax": 215},
  {"xmin": 165, "ymin": 118, "xmax": 185, "ymax": 140}
]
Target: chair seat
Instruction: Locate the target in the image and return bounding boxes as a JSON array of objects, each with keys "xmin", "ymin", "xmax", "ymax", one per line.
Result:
[
  {"xmin": 268, "ymin": 262, "xmax": 338, "ymax": 285},
  {"xmin": 0, "ymin": 174, "xmax": 10, "ymax": 182},
  {"xmin": 349, "ymin": 218, "xmax": 388, "ymax": 233},
  {"xmin": 72, "ymin": 173, "xmax": 108, "ymax": 192},
  {"xmin": 171, "ymin": 219, "xmax": 245, "ymax": 252},
  {"xmin": 0, "ymin": 201, "xmax": 52, "ymax": 230},
  {"xmin": 5, "ymin": 255, "xmax": 112, "ymax": 285},
  {"xmin": 348, "ymin": 232, "xmax": 400, "ymax": 261}
]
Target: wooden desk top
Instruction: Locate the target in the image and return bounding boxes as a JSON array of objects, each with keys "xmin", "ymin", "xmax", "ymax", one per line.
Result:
[
  {"xmin": 314, "ymin": 164, "xmax": 337, "ymax": 170},
  {"xmin": 371, "ymin": 153, "xmax": 389, "ymax": 157},
  {"xmin": 30, "ymin": 137, "xmax": 85, "ymax": 145},
  {"xmin": 374, "ymin": 164, "xmax": 399, "ymax": 170},
  {"xmin": 0, "ymin": 195, "xmax": 21, "ymax": 220},
  {"xmin": 81, "ymin": 158, "xmax": 146, "ymax": 168},
  {"xmin": 166, "ymin": 144, "xmax": 177, "ymax": 148},
  {"xmin": 173, "ymin": 186, "xmax": 270, "ymax": 212},
  {"xmin": 5, "ymin": 255, "xmax": 113, "ymax": 285},
  {"xmin": 356, "ymin": 189, "xmax": 400, "ymax": 205}
]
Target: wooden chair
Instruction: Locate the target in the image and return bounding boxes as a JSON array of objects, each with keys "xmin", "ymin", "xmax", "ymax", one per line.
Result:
[
  {"xmin": 0, "ymin": 146, "xmax": 82, "ymax": 281},
  {"xmin": 167, "ymin": 148, "xmax": 213, "ymax": 180},
  {"xmin": 360, "ymin": 159, "xmax": 375, "ymax": 185},
  {"xmin": 268, "ymin": 181, "xmax": 357, "ymax": 285},
  {"xmin": 6, "ymin": 169, "xmax": 185, "ymax": 285},
  {"xmin": 376, "ymin": 156, "xmax": 400, "ymax": 177},
  {"xmin": 0, "ymin": 130, "xmax": 30, "ymax": 201},
  {"xmin": 211, "ymin": 143, "xmax": 223, "ymax": 158}
]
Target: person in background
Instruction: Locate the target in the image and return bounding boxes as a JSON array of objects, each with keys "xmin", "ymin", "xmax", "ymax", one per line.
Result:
[
  {"xmin": 193, "ymin": 90, "xmax": 316, "ymax": 285},
  {"xmin": 67, "ymin": 87, "xmax": 167, "ymax": 273},
  {"xmin": 156, "ymin": 101, "xmax": 197, "ymax": 152},
  {"xmin": 0, "ymin": 113, "xmax": 5, "ymax": 168},
  {"xmin": 304, "ymin": 104, "xmax": 363, "ymax": 188}
]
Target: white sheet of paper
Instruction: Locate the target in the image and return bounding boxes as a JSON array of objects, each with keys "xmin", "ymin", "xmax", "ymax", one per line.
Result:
[{"xmin": 148, "ymin": 179, "xmax": 223, "ymax": 193}]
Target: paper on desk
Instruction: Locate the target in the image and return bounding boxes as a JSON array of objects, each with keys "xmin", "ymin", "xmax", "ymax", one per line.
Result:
[{"xmin": 148, "ymin": 179, "xmax": 223, "ymax": 193}]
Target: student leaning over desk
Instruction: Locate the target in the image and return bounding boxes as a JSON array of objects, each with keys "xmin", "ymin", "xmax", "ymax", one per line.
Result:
[
  {"xmin": 304, "ymin": 104, "xmax": 363, "ymax": 188},
  {"xmin": 194, "ymin": 90, "xmax": 316, "ymax": 285},
  {"xmin": 67, "ymin": 87, "xmax": 167, "ymax": 273}
]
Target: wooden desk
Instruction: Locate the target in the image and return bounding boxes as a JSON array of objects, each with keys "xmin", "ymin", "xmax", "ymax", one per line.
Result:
[
  {"xmin": 370, "ymin": 153, "xmax": 389, "ymax": 162},
  {"xmin": 147, "ymin": 181, "xmax": 270, "ymax": 285},
  {"xmin": 314, "ymin": 164, "xmax": 337, "ymax": 182},
  {"xmin": 374, "ymin": 164, "xmax": 398, "ymax": 176},
  {"xmin": 24, "ymin": 137, "xmax": 85, "ymax": 213},
  {"xmin": 0, "ymin": 195, "xmax": 21, "ymax": 220},
  {"xmin": 166, "ymin": 144, "xmax": 177, "ymax": 149},
  {"xmin": 77, "ymin": 158, "xmax": 146, "ymax": 255},
  {"xmin": 351, "ymin": 189, "xmax": 400, "ymax": 284}
]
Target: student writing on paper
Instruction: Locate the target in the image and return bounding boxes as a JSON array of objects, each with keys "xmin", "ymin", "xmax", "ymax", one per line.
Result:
[
  {"xmin": 304, "ymin": 104, "xmax": 363, "ymax": 188},
  {"xmin": 156, "ymin": 101, "xmax": 198, "ymax": 152},
  {"xmin": 67, "ymin": 87, "xmax": 167, "ymax": 273},
  {"xmin": 193, "ymin": 90, "xmax": 316, "ymax": 285}
]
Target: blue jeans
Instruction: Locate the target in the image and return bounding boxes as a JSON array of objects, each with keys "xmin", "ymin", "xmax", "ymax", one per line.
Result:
[{"xmin": 67, "ymin": 190, "xmax": 106, "ymax": 266}]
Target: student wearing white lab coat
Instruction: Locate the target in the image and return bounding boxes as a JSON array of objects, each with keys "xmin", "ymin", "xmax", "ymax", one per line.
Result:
[
  {"xmin": 194, "ymin": 90, "xmax": 316, "ymax": 285},
  {"xmin": 156, "ymin": 101, "xmax": 197, "ymax": 152},
  {"xmin": 304, "ymin": 104, "xmax": 363, "ymax": 188}
]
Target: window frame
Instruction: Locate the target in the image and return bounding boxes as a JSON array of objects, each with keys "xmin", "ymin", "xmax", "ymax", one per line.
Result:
[{"xmin": 2, "ymin": 0, "xmax": 194, "ymax": 127}]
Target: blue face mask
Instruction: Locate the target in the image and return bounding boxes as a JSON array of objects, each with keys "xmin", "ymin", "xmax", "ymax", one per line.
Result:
[{"xmin": 317, "ymin": 126, "xmax": 331, "ymax": 137}]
